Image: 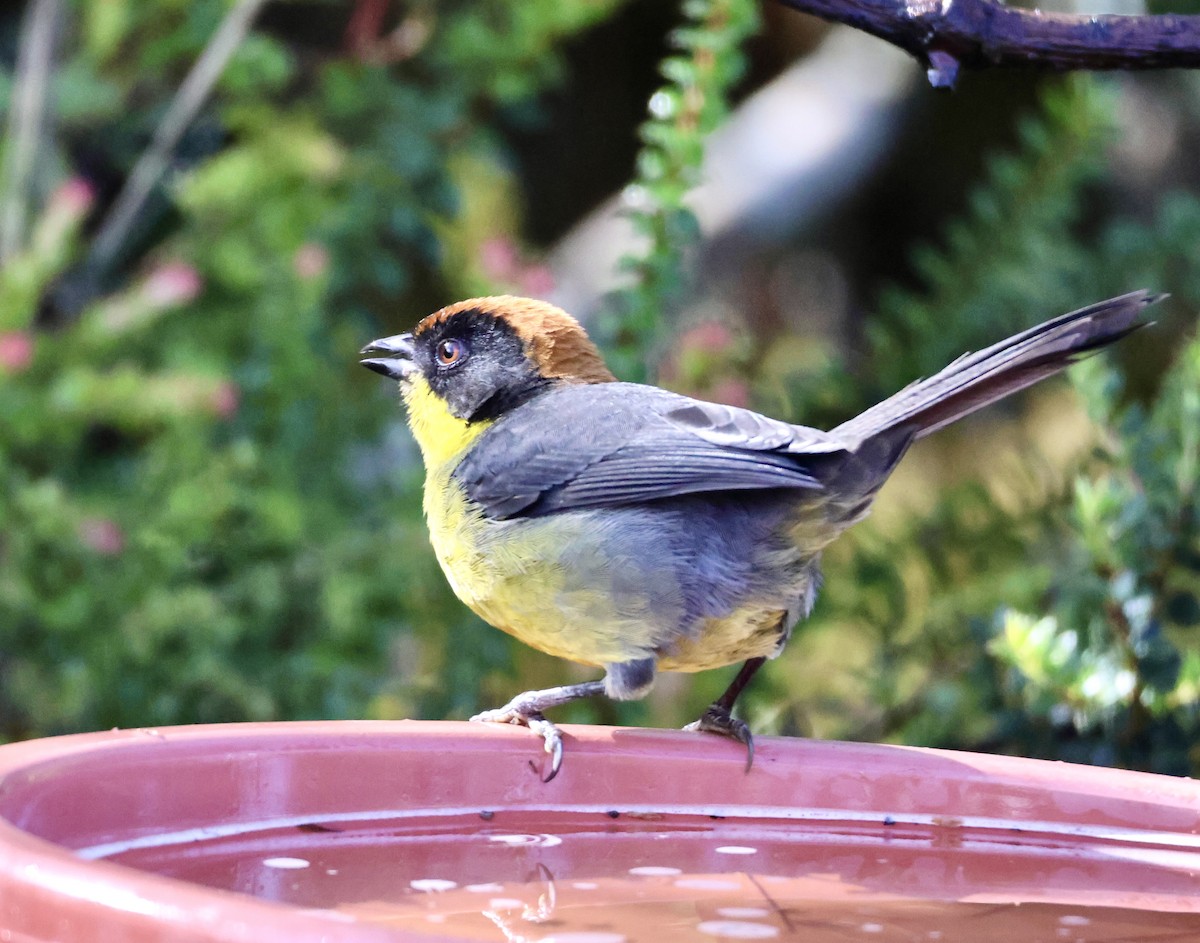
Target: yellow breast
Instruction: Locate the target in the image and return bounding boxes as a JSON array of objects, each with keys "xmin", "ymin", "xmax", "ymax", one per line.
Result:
[
  {"xmin": 420, "ymin": 469, "xmax": 615, "ymax": 665},
  {"xmin": 400, "ymin": 375, "xmax": 588, "ymax": 660},
  {"xmin": 399, "ymin": 373, "xmax": 501, "ymax": 614}
]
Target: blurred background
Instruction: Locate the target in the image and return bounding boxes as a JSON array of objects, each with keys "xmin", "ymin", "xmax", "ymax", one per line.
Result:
[{"xmin": 0, "ymin": 0, "xmax": 1197, "ymax": 775}]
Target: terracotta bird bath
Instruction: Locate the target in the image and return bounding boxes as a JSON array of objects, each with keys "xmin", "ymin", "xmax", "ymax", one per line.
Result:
[{"xmin": 0, "ymin": 720, "xmax": 1198, "ymax": 941}]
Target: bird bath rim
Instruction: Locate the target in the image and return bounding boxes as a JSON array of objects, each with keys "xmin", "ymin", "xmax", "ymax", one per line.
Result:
[{"xmin": 0, "ymin": 720, "xmax": 1198, "ymax": 942}]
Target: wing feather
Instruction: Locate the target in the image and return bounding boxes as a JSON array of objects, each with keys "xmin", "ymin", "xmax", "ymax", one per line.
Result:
[{"xmin": 455, "ymin": 383, "xmax": 849, "ymax": 520}]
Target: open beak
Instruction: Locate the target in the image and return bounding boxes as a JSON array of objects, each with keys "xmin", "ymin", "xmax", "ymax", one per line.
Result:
[{"xmin": 360, "ymin": 333, "xmax": 415, "ymax": 381}]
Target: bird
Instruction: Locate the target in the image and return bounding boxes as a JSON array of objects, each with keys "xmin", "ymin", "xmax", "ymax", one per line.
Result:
[{"xmin": 361, "ymin": 290, "xmax": 1159, "ymax": 780}]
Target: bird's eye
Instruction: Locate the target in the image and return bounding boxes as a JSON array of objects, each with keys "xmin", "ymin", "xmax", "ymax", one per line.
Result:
[{"xmin": 436, "ymin": 338, "xmax": 467, "ymax": 367}]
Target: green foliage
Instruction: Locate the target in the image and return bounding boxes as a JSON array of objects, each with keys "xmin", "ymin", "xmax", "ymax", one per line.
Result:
[
  {"xmin": 871, "ymin": 77, "xmax": 1117, "ymax": 397},
  {"xmin": 598, "ymin": 0, "xmax": 759, "ymax": 382},
  {"xmin": 864, "ymin": 82, "xmax": 1113, "ymax": 398},
  {"xmin": 0, "ymin": 163, "xmax": 410, "ymax": 739},
  {"xmin": 733, "ymin": 78, "xmax": 1117, "ymax": 748},
  {"xmin": 0, "ymin": 0, "xmax": 620, "ymax": 742},
  {"xmin": 740, "ymin": 77, "xmax": 1200, "ymax": 776},
  {"xmin": 758, "ymin": 78, "xmax": 1121, "ymax": 438},
  {"xmin": 988, "ymin": 202, "xmax": 1200, "ymax": 775},
  {"xmin": 317, "ymin": 0, "xmax": 628, "ymax": 306}
]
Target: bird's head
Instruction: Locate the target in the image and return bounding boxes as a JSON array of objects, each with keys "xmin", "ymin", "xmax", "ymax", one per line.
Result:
[{"xmin": 361, "ymin": 296, "xmax": 614, "ymax": 462}]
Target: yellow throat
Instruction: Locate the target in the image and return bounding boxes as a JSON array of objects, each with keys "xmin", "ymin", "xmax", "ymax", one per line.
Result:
[{"xmin": 401, "ymin": 374, "xmax": 492, "ymax": 469}]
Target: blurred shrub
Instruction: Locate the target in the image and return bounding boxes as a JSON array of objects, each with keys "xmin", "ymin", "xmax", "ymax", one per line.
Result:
[
  {"xmin": 730, "ymin": 78, "xmax": 1200, "ymax": 776},
  {"xmin": 0, "ymin": 0, "xmax": 621, "ymax": 741},
  {"xmin": 599, "ymin": 0, "xmax": 760, "ymax": 382},
  {"xmin": 988, "ymin": 205, "xmax": 1200, "ymax": 775}
]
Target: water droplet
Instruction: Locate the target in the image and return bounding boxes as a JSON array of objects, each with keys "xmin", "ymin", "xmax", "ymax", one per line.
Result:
[
  {"xmin": 622, "ymin": 184, "xmax": 649, "ymax": 211},
  {"xmin": 925, "ymin": 50, "xmax": 960, "ymax": 89},
  {"xmin": 648, "ymin": 90, "xmax": 676, "ymax": 120},
  {"xmin": 486, "ymin": 833, "xmax": 563, "ymax": 847},
  {"xmin": 717, "ymin": 908, "xmax": 770, "ymax": 919},
  {"xmin": 572, "ymin": 882, "xmax": 599, "ymax": 890},
  {"xmin": 715, "ymin": 846, "xmax": 757, "ymax": 855},
  {"xmin": 489, "ymin": 898, "xmax": 526, "ymax": 910},
  {"xmin": 410, "ymin": 878, "xmax": 457, "ymax": 892},
  {"xmin": 629, "ymin": 866, "xmax": 683, "ymax": 876},
  {"xmin": 698, "ymin": 920, "xmax": 778, "ymax": 939},
  {"xmin": 262, "ymin": 857, "xmax": 309, "ymax": 870},
  {"xmin": 1059, "ymin": 916, "xmax": 1090, "ymax": 927},
  {"xmin": 466, "ymin": 882, "xmax": 506, "ymax": 893},
  {"xmin": 861, "ymin": 924, "xmax": 884, "ymax": 934}
]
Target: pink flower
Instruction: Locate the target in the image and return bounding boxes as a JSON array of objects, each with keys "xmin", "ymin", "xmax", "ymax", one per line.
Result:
[
  {"xmin": 478, "ymin": 237, "xmax": 519, "ymax": 281},
  {"xmin": 49, "ymin": 178, "xmax": 95, "ymax": 217},
  {"xmin": 709, "ymin": 378, "xmax": 750, "ymax": 408},
  {"xmin": 680, "ymin": 321, "xmax": 735, "ymax": 354},
  {"xmin": 31, "ymin": 179, "xmax": 95, "ymax": 253},
  {"xmin": 142, "ymin": 262, "xmax": 202, "ymax": 307},
  {"xmin": 0, "ymin": 332, "xmax": 33, "ymax": 373},
  {"xmin": 78, "ymin": 518, "xmax": 124, "ymax": 556},
  {"xmin": 293, "ymin": 242, "xmax": 329, "ymax": 280},
  {"xmin": 518, "ymin": 264, "xmax": 555, "ymax": 298},
  {"xmin": 208, "ymin": 380, "xmax": 239, "ymax": 419}
]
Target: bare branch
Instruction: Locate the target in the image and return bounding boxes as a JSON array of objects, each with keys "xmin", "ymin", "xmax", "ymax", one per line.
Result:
[
  {"xmin": 87, "ymin": 0, "xmax": 269, "ymax": 275},
  {"xmin": 774, "ymin": 0, "xmax": 1200, "ymax": 85},
  {"xmin": 0, "ymin": 0, "xmax": 60, "ymax": 262}
]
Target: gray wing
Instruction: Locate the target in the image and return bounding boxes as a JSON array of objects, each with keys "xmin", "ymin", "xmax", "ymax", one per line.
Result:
[
  {"xmin": 455, "ymin": 382, "xmax": 851, "ymax": 520},
  {"xmin": 663, "ymin": 398, "xmax": 848, "ymax": 454}
]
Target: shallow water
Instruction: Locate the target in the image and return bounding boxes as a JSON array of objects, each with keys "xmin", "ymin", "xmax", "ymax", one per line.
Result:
[{"xmin": 91, "ymin": 808, "xmax": 1200, "ymax": 941}]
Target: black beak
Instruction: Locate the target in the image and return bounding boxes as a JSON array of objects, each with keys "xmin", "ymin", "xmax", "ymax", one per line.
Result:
[{"xmin": 360, "ymin": 333, "xmax": 415, "ymax": 380}]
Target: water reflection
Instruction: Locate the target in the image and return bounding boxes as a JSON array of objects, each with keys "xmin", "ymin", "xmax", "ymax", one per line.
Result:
[{"xmin": 99, "ymin": 809, "xmax": 1200, "ymax": 941}]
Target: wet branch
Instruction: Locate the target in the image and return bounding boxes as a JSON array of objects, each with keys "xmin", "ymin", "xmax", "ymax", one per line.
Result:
[{"xmin": 774, "ymin": 0, "xmax": 1200, "ymax": 86}]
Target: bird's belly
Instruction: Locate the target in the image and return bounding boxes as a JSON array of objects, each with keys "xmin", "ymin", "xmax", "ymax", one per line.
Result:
[
  {"xmin": 657, "ymin": 606, "xmax": 793, "ymax": 673},
  {"xmin": 425, "ymin": 477, "xmax": 823, "ymax": 673},
  {"xmin": 424, "ymin": 478, "xmax": 680, "ymax": 668}
]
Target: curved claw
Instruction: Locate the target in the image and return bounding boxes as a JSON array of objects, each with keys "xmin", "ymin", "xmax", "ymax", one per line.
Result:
[
  {"xmin": 470, "ymin": 706, "xmax": 565, "ymax": 782},
  {"xmin": 684, "ymin": 706, "xmax": 756, "ymax": 772},
  {"xmin": 525, "ymin": 715, "xmax": 564, "ymax": 782}
]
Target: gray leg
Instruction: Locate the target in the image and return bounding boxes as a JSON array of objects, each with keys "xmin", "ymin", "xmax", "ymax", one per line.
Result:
[
  {"xmin": 471, "ymin": 680, "xmax": 606, "ymax": 782},
  {"xmin": 684, "ymin": 657, "xmax": 766, "ymax": 772},
  {"xmin": 470, "ymin": 658, "xmax": 658, "ymax": 781}
]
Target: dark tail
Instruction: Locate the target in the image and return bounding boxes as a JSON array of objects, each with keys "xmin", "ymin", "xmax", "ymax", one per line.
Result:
[{"xmin": 832, "ymin": 290, "xmax": 1161, "ymax": 443}]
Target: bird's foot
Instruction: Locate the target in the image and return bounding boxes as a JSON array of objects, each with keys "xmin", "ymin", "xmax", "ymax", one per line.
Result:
[
  {"xmin": 469, "ymin": 681, "xmax": 605, "ymax": 782},
  {"xmin": 684, "ymin": 704, "xmax": 755, "ymax": 772},
  {"xmin": 471, "ymin": 702, "xmax": 565, "ymax": 782}
]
